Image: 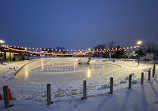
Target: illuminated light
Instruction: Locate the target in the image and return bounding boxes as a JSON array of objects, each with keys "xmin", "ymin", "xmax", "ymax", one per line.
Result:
[
  {"xmin": 71, "ymin": 49, "xmax": 73, "ymax": 51},
  {"xmin": 6, "ymin": 47, "xmax": 30, "ymax": 52},
  {"xmin": 21, "ymin": 47, "xmax": 23, "ymax": 48},
  {"xmin": 37, "ymin": 48, "xmax": 38, "ymax": 50},
  {"xmin": 137, "ymin": 41, "xmax": 142, "ymax": 45},
  {"xmin": 29, "ymin": 48, "xmax": 31, "ymax": 49},
  {"xmin": 1, "ymin": 44, "xmax": 141, "ymax": 56},
  {"xmin": 0, "ymin": 40, "xmax": 5, "ymax": 44}
]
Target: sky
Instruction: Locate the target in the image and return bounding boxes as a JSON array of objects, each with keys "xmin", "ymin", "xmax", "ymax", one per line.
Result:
[{"xmin": 0, "ymin": 0, "xmax": 158, "ymax": 49}]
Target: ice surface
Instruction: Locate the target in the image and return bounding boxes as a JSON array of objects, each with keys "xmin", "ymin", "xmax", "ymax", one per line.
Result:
[{"xmin": 15, "ymin": 58, "xmax": 121, "ymax": 83}]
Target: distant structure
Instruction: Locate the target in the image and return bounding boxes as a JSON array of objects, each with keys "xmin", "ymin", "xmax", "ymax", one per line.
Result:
[
  {"xmin": 146, "ymin": 52, "xmax": 158, "ymax": 60},
  {"xmin": 0, "ymin": 46, "xmax": 27, "ymax": 61}
]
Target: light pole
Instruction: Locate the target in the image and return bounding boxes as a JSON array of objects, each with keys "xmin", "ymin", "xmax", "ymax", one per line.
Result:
[
  {"xmin": 137, "ymin": 40, "xmax": 142, "ymax": 65},
  {"xmin": 0, "ymin": 40, "xmax": 5, "ymax": 46},
  {"xmin": 137, "ymin": 41, "xmax": 142, "ymax": 46}
]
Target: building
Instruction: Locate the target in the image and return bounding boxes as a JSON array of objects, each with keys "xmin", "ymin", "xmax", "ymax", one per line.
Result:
[{"xmin": 0, "ymin": 46, "xmax": 27, "ymax": 61}]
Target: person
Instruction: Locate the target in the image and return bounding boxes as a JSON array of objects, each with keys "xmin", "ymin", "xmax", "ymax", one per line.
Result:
[{"xmin": 87, "ymin": 58, "xmax": 91, "ymax": 64}]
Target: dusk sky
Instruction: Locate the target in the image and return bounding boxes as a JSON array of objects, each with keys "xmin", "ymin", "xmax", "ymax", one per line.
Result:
[{"xmin": 0, "ymin": 0, "xmax": 158, "ymax": 49}]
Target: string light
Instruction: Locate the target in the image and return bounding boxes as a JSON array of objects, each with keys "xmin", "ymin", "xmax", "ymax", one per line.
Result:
[{"xmin": 1, "ymin": 44, "xmax": 140, "ymax": 56}]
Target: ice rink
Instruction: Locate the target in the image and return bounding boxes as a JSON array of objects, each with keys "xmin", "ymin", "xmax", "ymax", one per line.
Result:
[{"xmin": 15, "ymin": 58, "xmax": 121, "ymax": 83}]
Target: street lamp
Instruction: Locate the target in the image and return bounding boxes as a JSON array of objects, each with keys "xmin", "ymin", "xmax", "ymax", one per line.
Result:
[
  {"xmin": 0, "ymin": 40, "xmax": 5, "ymax": 45},
  {"xmin": 136, "ymin": 40, "xmax": 142, "ymax": 65},
  {"xmin": 137, "ymin": 40, "xmax": 142, "ymax": 46}
]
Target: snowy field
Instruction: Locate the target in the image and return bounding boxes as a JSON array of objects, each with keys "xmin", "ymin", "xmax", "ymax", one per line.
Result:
[{"xmin": 0, "ymin": 57, "xmax": 158, "ymax": 111}]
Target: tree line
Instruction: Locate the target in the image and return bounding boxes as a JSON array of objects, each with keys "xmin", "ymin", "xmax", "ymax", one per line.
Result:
[{"xmin": 90, "ymin": 41, "xmax": 158, "ymax": 58}]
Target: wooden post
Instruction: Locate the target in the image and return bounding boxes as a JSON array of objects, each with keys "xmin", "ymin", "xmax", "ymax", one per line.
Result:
[
  {"xmin": 152, "ymin": 68, "xmax": 155, "ymax": 77},
  {"xmin": 82, "ymin": 80, "xmax": 87, "ymax": 100},
  {"xmin": 129, "ymin": 75, "xmax": 132, "ymax": 89},
  {"xmin": 153, "ymin": 61, "xmax": 155, "ymax": 69},
  {"xmin": 47, "ymin": 84, "xmax": 51, "ymax": 105},
  {"xmin": 108, "ymin": 77, "xmax": 113, "ymax": 94},
  {"xmin": 141, "ymin": 73, "xmax": 144, "ymax": 84},
  {"xmin": 153, "ymin": 61, "xmax": 155, "ymax": 77},
  {"xmin": 3, "ymin": 86, "xmax": 10, "ymax": 108},
  {"xmin": 148, "ymin": 69, "xmax": 151, "ymax": 81}
]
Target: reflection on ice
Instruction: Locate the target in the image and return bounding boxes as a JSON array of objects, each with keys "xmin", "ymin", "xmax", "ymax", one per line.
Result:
[
  {"xmin": 87, "ymin": 68, "xmax": 91, "ymax": 78},
  {"xmin": 24, "ymin": 65, "xmax": 28, "ymax": 80},
  {"xmin": 32, "ymin": 65, "xmax": 76, "ymax": 72}
]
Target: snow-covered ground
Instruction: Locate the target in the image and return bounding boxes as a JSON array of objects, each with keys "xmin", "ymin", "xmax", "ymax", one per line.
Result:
[{"xmin": 0, "ymin": 57, "xmax": 158, "ymax": 111}]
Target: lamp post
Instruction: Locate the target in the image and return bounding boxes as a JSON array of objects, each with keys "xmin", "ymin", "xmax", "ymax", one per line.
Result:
[
  {"xmin": 137, "ymin": 41, "xmax": 142, "ymax": 46},
  {"xmin": 0, "ymin": 40, "xmax": 5, "ymax": 46},
  {"xmin": 137, "ymin": 41, "xmax": 142, "ymax": 65}
]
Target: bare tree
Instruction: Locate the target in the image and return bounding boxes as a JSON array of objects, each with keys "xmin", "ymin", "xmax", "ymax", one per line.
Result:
[
  {"xmin": 107, "ymin": 41, "xmax": 116, "ymax": 49},
  {"xmin": 143, "ymin": 41, "xmax": 158, "ymax": 53},
  {"xmin": 94, "ymin": 44, "xmax": 105, "ymax": 50}
]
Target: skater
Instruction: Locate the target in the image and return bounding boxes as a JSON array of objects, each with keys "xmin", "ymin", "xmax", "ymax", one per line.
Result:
[{"xmin": 87, "ymin": 58, "xmax": 91, "ymax": 64}]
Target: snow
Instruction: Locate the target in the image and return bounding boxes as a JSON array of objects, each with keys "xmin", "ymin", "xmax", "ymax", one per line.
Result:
[{"xmin": 0, "ymin": 57, "xmax": 158, "ymax": 111}]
